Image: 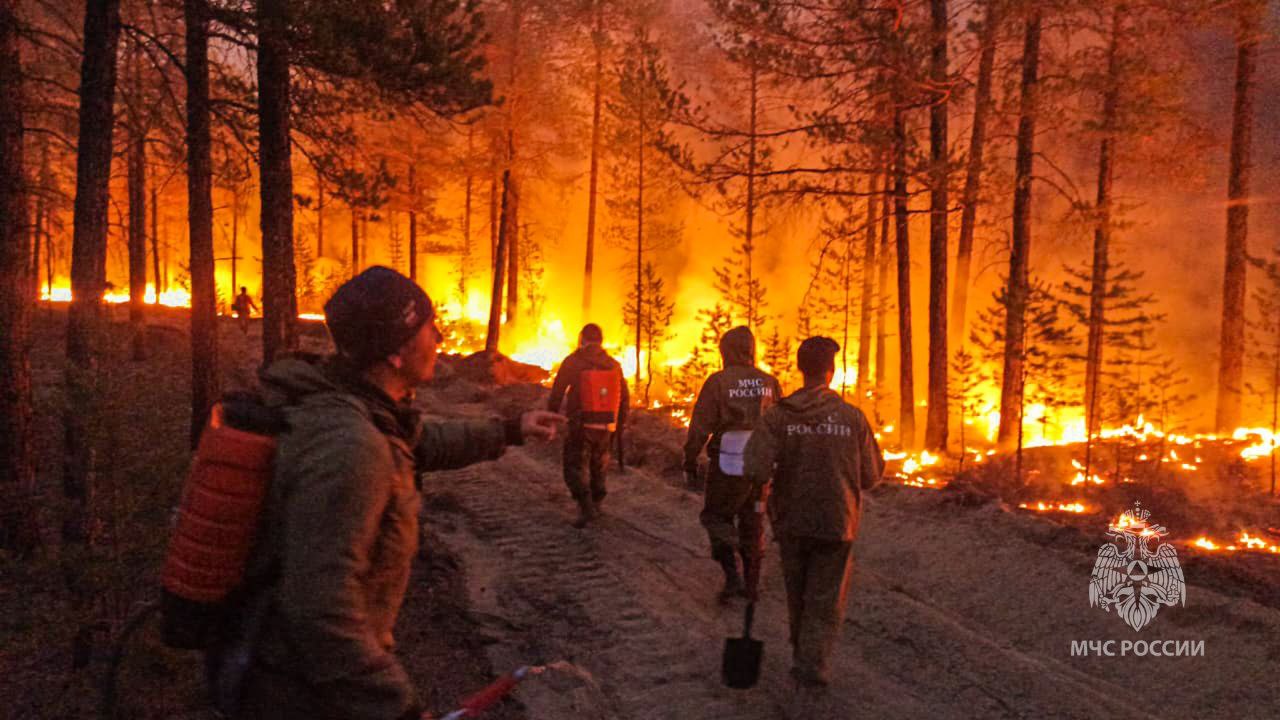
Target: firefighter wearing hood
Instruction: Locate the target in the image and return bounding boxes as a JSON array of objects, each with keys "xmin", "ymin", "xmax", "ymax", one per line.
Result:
[{"xmin": 684, "ymin": 326, "xmax": 783, "ymax": 602}]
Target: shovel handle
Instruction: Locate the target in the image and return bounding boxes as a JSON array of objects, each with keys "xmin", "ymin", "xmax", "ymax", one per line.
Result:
[{"xmin": 743, "ymin": 602, "xmax": 755, "ymax": 639}]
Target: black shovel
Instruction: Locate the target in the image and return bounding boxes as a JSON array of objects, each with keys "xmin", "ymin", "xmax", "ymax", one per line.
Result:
[
  {"xmin": 722, "ymin": 601, "xmax": 763, "ymax": 689},
  {"xmin": 722, "ymin": 490, "xmax": 767, "ymax": 689}
]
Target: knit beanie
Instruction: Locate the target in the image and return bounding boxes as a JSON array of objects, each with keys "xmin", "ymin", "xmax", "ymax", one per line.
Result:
[{"xmin": 323, "ymin": 266, "xmax": 435, "ymax": 367}]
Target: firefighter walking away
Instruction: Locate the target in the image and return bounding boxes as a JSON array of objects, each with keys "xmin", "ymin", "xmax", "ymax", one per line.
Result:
[
  {"xmin": 684, "ymin": 326, "xmax": 782, "ymax": 603},
  {"xmin": 743, "ymin": 336, "xmax": 884, "ymax": 707},
  {"xmin": 548, "ymin": 323, "xmax": 629, "ymax": 528}
]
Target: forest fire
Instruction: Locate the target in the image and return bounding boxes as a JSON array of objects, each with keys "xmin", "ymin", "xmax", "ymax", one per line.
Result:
[{"xmin": 1018, "ymin": 501, "xmax": 1090, "ymax": 514}]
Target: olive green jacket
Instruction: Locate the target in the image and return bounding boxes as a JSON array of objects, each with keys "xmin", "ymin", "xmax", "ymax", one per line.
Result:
[
  {"xmin": 243, "ymin": 356, "xmax": 515, "ymax": 720},
  {"xmin": 683, "ymin": 326, "xmax": 782, "ymax": 473},
  {"xmin": 743, "ymin": 385, "xmax": 884, "ymax": 542}
]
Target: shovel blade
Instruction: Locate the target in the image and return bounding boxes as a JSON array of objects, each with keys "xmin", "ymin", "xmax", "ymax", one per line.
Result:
[{"xmin": 721, "ymin": 636, "xmax": 764, "ymax": 689}]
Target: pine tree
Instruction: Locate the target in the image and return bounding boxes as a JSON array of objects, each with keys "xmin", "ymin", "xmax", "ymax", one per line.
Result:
[
  {"xmin": 761, "ymin": 327, "xmax": 793, "ymax": 392},
  {"xmin": 623, "ymin": 261, "xmax": 673, "ymax": 403},
  {"xmin": 605, "ymin": 26, "xmax": 686, "ymax": 395},
  {"xmin": 972, "ymin": 277, "xmax": 1078, "ymax": 460},
  {"xmin": 949, "ymin": 349, "xmax": 983, "ymax": 470}
]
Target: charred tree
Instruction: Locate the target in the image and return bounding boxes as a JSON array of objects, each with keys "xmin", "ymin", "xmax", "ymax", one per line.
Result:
[
  {"xmin": 855, "ymin": 173, "xmax": 878, "ymax": 403},
  {"xmin": 742, "ymin": 59, "xmax": 761, "ymax": 331},
  {"xmin": 408, "ymin": 164, "xmax": 418, "ymax": 282},
  {"xmin": 489, "ymin": 172, "xmax": 498, "ymax": 281},
  {"xmin": 874, "ymin": 168, "xmax": 892, "ymax": 422},
  {"xmin": 126, "ymin": 47, "xmax": 148, "ymax": 361},
  {"xmin": 997, "ymin": 13, "xmax": 1042, "ymax": 451},
  {"xmin": 925, "ymin": 0, "xmax": 950, "ymax": 451},
  {"xmin": 150, "ymin": 185, "xmax": 160, "ymax": 294},
  {"xmin": 0, "ymin": 0, "xmax": 38, "ymax": 556},
  {"xmin": 1083, "ymin": 8, "xmax": 1123, "ymax": 480},
  {"xmin": 65, "ymin": 0, "xmax": 122, "ymax": 552},
  {"xmin": 583, "ymin": 0, "xmax": 604, "ymax": 317},
  {"xmin": 316, "ymin": 170, "xmax": 325, "ymax": 258},
  {"xmin": 506, "ymin": 173, "xmax": 519, "ymax": 329},
  {"xmin": 893, "ymin": 104, "xmax": 916, "ymax": 448},
  {"xmin": 62, "ymin": 0, "xmax": 121, "ymax": 665},
  {"xmin": 187, "ymin": 0, "xmax": 217, "ymax": 446},
  {"xmin": 1216, "ymin": 4, "xmax": 1259, "ymax": 432},
  {"xmin": 258, "ymin": 0, "xmax": 297, "ymax": 364},
  {"xmin": 951, "ymin": 0, "xmax": 999, "ymax": 350},
  {"xmin": 349, "ymin": 206, "xmax": 358, "ymax": 277},
  {"xmin": 486, "ymin": 170, "xmax": 513, "ymax": 352}
]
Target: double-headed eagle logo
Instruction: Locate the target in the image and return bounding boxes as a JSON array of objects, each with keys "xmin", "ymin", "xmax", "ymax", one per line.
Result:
[{"xmin": 1089, "ymin": 502, "xmax": 1186, "ymax": 631}]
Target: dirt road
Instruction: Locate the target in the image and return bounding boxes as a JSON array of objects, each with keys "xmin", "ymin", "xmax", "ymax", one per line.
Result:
[{"xmin": 420, "ymin": 430, "xmax": 1279, "ymax": 720}]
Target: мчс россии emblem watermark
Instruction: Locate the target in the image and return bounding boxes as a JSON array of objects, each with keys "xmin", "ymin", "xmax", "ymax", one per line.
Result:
[{"xmin": 1089, "ymin": 502, "xmax": 1186, "ymax": 632}]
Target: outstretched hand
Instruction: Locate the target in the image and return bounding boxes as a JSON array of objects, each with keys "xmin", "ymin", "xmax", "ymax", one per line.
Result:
[{"xmin": 520, "ymin": 410, "xmax": 568, "ymax": 441}]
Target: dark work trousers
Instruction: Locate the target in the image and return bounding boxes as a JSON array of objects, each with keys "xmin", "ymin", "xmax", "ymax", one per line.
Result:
[
  {"xmin": 779, "ymin": 536, "xmax": 855, "ymax": 686},
  {"xmin": 563, "ymin": 424, "xmax": 612, "ymax": 504},
  {"xmin": 699, "ymin": 466, "xmax": 765, "ymax": 560}
]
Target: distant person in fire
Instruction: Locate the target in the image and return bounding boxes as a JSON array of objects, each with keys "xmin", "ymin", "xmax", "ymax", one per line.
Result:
[
  {"xmin": 547, "ymin": 323, "xmax": 629, "ymax": 528},
  {"xmin": 683, "ymin": 326, "xmax": 782, "ymax": 603},
  {"xmin": 743, "ymin": 336, "xmax": 884, "ymax": 701},
  {"xmin": 231, "ymin": 286, "xmax": 258, "ymax": 334},
  {"xmin": 231, "ymin": 267, "xmax": 566, "ymax": 720}
]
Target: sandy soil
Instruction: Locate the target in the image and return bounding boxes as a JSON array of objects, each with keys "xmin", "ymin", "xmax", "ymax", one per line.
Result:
[{"xmin": 418, "ymin": 395, "xmax": 1280, "ymax": 720}]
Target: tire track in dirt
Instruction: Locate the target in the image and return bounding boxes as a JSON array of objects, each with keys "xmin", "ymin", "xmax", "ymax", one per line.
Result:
[{"xmin": 424, "ymin": 451, "xmax": 786, "ymax": 720}]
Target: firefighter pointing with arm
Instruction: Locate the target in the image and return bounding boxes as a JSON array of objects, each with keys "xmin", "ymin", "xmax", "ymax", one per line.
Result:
[
  {"xmin": 234, "ymin": 267, "xmax": 565, "ymax": 720},
  {"xmin": 684, "ymin": 326, "xmax": 782, "ymax": 603},
  {"xmin": 547, "ymin": 324, "xmax": 629, "ymax": 528},
  {"xmin": 743, "ymin": 336, "xmax": 884, "ymax": 702}
]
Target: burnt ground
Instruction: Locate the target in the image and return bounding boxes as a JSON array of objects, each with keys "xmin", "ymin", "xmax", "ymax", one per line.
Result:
[{"xmin": 5, "ymin": 307, "xmax": 1280, "ymax": 719}]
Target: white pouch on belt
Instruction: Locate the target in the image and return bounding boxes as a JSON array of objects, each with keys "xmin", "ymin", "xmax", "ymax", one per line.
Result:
[{"xmin": 717, "ymin": 430, "xmax": 752, "ymax": 477}]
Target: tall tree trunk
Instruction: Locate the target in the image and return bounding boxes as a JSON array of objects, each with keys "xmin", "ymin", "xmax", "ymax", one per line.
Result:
[
  {"xmin": 744, "ymin": 59, "xmax": 759, "ymax": 330},
  {"xmin": 127, "ymin": 47, "xmax": 148, "ymax": 361},
  {"xmin": 408, "ymin": 164, "xmax": 418, "ymax": 282},
  {"xmin": 150, "ymin": 185, "xmax": 160, "ymax": 294},
  {"xmin": 1216, "ymin": 3, "xmax": 1259, "ymax": 432},
  {"xmin": 462, "ymin": 132, "xmax": 473, "ymax": 293},
  {"xmin": 925, "ymin": 0, "xmax": 950, "ymax": 451},
  {"xmin": 840, "ymin": 191, "xmax": 853, "ymax": 399},
  {"xmin": 257, "ymin": 0, "xmax": 296, "ymax": 364},
  {"xmin": 186, "ymin": 0, "xmax": 217, "ymax": 447},
  {"xmin": 1084, "ymin": 7, "xmax": 1123, "ymax": 480},
  {"xmin": 316, "ymin": 171, "xmax": 324, "ymax": 257},
  {"xmin": 62, "ymin": 0, "xmax": 121, "ymax": 665},
  {"xmin": 506, "ymin": 176, "xmax": 519, "ymax": 329},
  {"xmin": 951, "ymin": 0, "xmax": 998, "ymax": 350},
  {"xmin": 360, "ymin": 215, "xmax": 368, "ymax": 269},
  {"xmin": 893, "ymin": 105, "xmax": 915, "ymax": 448},
  {"xmin": 635, "ymin": 100, "xmax": 646, "ymax": 397},
  {"xmin": 230, "ymin": 194, "xmax": 238, "ymax": 293},
  {"xmin": 997, "ymin": 13, "xmax": 1042, "ymax": 451},
  {"xmin": 31, "ymin": 187, "xmax": 41, "ymax": 291},
  {"xmin": 0, "ymin": 0, "xmax": 38, "ymax": 556},
  {"xmin": 856, "ymin": 172, "xmax": 878, "ymax": 403},
  {"xmin": 583, "ymin": 0, "xmax": 603, "ymax": 318},
  {"xmin": 31, "ymin": 144, "xmax": 44, "ymax": 292},
  {"xmin": 65, "ymin": 0, "xmax": 121, "ymax": 550},
  {"xmin": 486, "ymin": 171, "xmax": 512, "ymax": 352},
  {"xmin": 489, "ymin": 172, "xmax": 498, "ymax": 283},
  {"xmin": 349, "ymin": 206, "xmax": 358, "ymax": 277},
  {"xmin": 874, "ymin": 167, "xmax": 891, "ymax": 422}
]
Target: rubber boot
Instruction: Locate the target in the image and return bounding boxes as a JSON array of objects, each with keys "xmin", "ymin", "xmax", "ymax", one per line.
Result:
[
  {"xmin": 572, "ymin": 498, "xmax": 598, "ymax": 529},
  {"xmin": 714, "ymin": 546, "xmax": 744, "ymax": 603}
]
